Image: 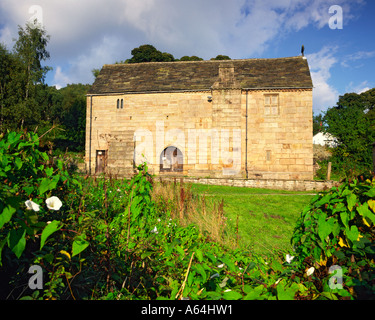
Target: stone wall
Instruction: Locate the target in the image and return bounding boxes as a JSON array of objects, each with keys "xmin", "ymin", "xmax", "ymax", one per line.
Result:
[
  {"xmin": 156, "ymin": 176, "xmax": 340, "ymax": 192},
  {"xmin": 86, "ymin": 88, "xmax": 313, "ymax": 180}
]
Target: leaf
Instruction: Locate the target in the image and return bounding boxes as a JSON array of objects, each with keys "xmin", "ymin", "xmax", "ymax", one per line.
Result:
[
  {"xmin": 187, "ymin": 270, "xmax": 195, "ymax": 287},
  {"xmin": 15, "ymin": 157, "xmax": 22, "ymax": 170},
  {"xmin": 368, "ymin": 199, "xmax": 375, "ymax": 211},
  {"xmin": 174, "ymin": 245, "xmax": 185, "ymax": 258},
  {"xmin": 60, "ymin": 250, "xmax": 71, "ymax": 260},
  {"xmin": 25, "ymin": 210, "xmax": 38, "ymax": 225},
  {"xmin": 23, "ymin": 186, "xmax": 34, "ymax": 196},
  {"xmin": 277, "ymin": 281, "xmax": 299, "ymax": 300},
  {"xmin": 315, "ymin": 194, "xmax": 332, "ymax": 208},
  {"xmin": 358, "ymin": 203, "xmax": 375, "ymax": 225},
  {"xmin": 364, "ymin": 188, "xmax": 375, "ymax": 197},
  {"xmin": 363, "ymin": 217, "xmax": 371, "ymax": 227},
  {"xmin": 345, "ymin": 225, "xmax": 359, "ymax": 243},
  {"xmin": 72, "ymin": 234, "xmax": 89, "ymax": 257},
  {"xmin": 38, "ymin": 176, "xmax": 59, "ymax": 195},
  {"xmin": 338, "ymin": 237, "xmax": 348, "ymax": 248},
  {"xmin": 0, "ymin": 237, "xmax": 8, "ymax": 265},
  {"xmin": 319, "ymin": 292, "xmax": 339, "ymax": 300},
  {"xmin": 40, "ymin": 220, "xmax": 62, "ymax": 250},
  {"xmin": 220, "ymin": 255, "xmax": 236, "ymax": 272},
  {"xmin": 8, "ymin": 229, "xmax": 26, "ymax": 258},
  {"xmin": 140, "ymin": 251, "xmax": 153, "ymax": 259},
  {"xmin": 195, "ymin": 249, "xmax": 203, "ymax": 262},
  {"xmin": 45, "ymin": 167, "xmax": 54, "ymax": 177},
  {"xmin": 346, "ymin": 193, "xmax": 357, "ymax": 212},
  {"xmin": 339, "ymin": 211, "xmax": 349, "ymax": 229},
  {"xmin": 318, "ymin": 213, "xmax": 333, "ymax": 242},
  {"xmin": 194, "ymin": 263, "xmax": 207, "ymax": 282},
  {"xmin": 0, "ymin": 205, "xmax": 16, "ymax": 229},
  {"xmin": 244, "ymin": 285, "xmax": 266, "ymax": 300},
  {"xmin": 222, "ymin": 290, "xmax": 242, "ymax": 300}
]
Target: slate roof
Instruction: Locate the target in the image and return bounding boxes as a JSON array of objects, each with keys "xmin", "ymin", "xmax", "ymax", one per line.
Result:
[{"xmin": 88, "ymin": 56, "xmax": 313, "ymax": 95}]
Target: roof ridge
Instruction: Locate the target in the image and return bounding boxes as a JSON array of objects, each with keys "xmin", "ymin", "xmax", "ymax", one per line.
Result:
[
  {"xmin": 102, "ymin": 56, "xmax": 304, "ymax": 67},
  {"xmin": 89, "ymin": 55, "xmax": 312, "ymax": 94}
]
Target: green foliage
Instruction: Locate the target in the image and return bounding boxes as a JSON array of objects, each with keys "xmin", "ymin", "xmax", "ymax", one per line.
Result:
[
  {"xmin": 210, "ymin": 55, "xmax": 231, "ymax": 60},
  {"xmin": 323, "ymin": 90, "xmax": 375, "ymax": 177},
  {"xmin": 0, "ymin": 22, "xmax": 88, "ymax": 154},
  {"xmin": 313, "ymin": 113, "xmax": 324, "ymax": 135},
  {"xmin": 1, "ymin": 131, "xmax": 374, "ymax": 300},
  {"xmin": 180, "ymin": 56, "xmax": 203, "ymax": 61},
  {"xmin": 127, "ymin": 44, "xmax": 175, "ymax": 63},
  {"xmin": 291, "ymin": 177, "xmax": 375, "ymax": 299},
  {"xmin": 0, "ymin": 131, "xmax": 84, "ymax": 299},
  {"xmin": 0, "ymin": 23, "xmax": 51, "ymax": 132}
]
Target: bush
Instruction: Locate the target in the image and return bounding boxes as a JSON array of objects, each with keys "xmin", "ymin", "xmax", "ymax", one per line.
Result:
[
  {"xmin": 0, "ymin": 131, "xmax": 84, "ymax": 299},
  {"xmin": 291, "ymin": 176, "xmax": 375, "ymax": 299},
  {"xmin": 1, "ymin": 131, "xmax": 374, "ymax": 300}
]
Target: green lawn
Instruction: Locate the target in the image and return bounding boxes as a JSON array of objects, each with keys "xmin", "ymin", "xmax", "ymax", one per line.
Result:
[{"xmin": 191, "ymin": 184, "xmax": 315, "ymax": 257}]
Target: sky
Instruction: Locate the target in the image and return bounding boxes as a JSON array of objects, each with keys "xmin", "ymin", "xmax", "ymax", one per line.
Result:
[{"xmin": 0, "ymin": 0, "xmax": 374, "ymax": 114}]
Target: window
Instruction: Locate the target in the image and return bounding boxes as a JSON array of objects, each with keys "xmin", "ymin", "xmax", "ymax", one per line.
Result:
[
  {"xmin": 264, "ymin": 94, "xmax": 279, "ymax": 115},
  {"xmin": 266, "ymin": 150, "xmax": 271, "ymax": 161},
  {"xmin": 116, "ymin": 98, "xmax": 124, "ymax": 109}
]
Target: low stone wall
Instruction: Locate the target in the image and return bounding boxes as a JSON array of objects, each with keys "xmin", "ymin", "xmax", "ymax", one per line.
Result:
[{"xmin": 157, "ymin": 176, "xmax": 340, "ymax": 192}]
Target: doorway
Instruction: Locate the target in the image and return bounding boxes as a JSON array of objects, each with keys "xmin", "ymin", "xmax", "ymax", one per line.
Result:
[
  {"xmin": 160, "ymin": 146, "xmax": 183, "ymax": 172},
  {"xmin": 95, "ymin": 150, "xmax": 106, "ymax": 174}
]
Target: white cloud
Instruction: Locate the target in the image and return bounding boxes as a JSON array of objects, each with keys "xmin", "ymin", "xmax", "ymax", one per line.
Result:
[
  {"xmin": 341, "ymin": 51, "xmax": 375, "ymax": 68},
  {"xmin": 306, "ymin": 46, "xmax": 340, "ymax": 113},
  {"xmin": 52, "ymin": 66, "xmax": 71, "ymax": 89},
  {"xmin": 346, "ymin": 80, "xmax": 372, "ymax": 94},
  {"xmin": 0, "ymin": 0, "xmax": 367, "ymax": 89}
]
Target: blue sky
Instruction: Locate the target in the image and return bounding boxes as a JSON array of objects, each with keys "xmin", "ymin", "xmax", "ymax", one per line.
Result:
[{"xmin": 0, "ymin": 0, "xmax": 374, "ymax": 114}]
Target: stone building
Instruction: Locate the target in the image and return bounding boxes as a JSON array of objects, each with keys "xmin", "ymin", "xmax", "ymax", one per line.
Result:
[{"xmin": 85, "ymin": 56, "xmax": 313, "ymax": 180}]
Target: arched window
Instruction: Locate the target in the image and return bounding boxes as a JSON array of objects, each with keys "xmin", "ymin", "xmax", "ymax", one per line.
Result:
[
  {"xmin": 160, "ymin": 146, "xmax": 183, "ymax": 172},
  {"xmin": 116, "ymin": 99, "xmax": 120, "ymax": 109}
]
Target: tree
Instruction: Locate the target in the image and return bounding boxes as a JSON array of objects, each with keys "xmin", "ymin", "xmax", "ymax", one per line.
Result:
[
  {"xmin": 179, "ymin": 55, "xmax": 203, "ymax": 61},
  {"xmin": 361, "ymin": 88, "xmax": 375, "ymax": 131},
  {"xmin": 91, "ymin": 68, "xmax": 101, "ymax": 79},
  {"xmin": 324, "ymin": 90, "xmax": 375, "ymax": 175},
  {"xmin": 0, "ymin": 22, "xmax": 51, "ymax": 132},
  {"xmin": 58, "ymin": 84, "xmax": 91, "ymax": 151},
  {"xmin": 313, "ymin": 113, "xmax": 324, "ymax": 135},
  {"xmin": 211, "ymin": 55, "xmax": 231, "ymax": 60},
  {"xmin": 127, "ymin": 44, "xmax": 175, "ymax": 63},
  {"xmin": 0, "ymin": 43, "xmax": 15, "ymax": 131},
  {"xmin": 13, "ymin": 21, "xmax": 51, "ymax": 100}
]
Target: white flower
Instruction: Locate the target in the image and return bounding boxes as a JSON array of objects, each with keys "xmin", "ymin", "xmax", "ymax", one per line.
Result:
[
  {"xmin": 306, "ymin": 267, "xmax": 315, "ymax": 277},
  {"xmin": 25, "ymin": 200, "xmax": 40, "ymax": 212},
  {"xmin": 210, "ymin": 273, "xmax": 220, "ymax": 279},
  {"xmin": 45, "ymin": 196, "xmax": 63, "ymax": 211},
  {"xmin": 224, "ymin": 289, "xmax": 231, "ymax": 292},
  {"xmin": 217, "ymin": 263, "xmax": 225, "ymax": 268},
  {"xmin": 286, "ymin": 254, "xmax": 295, "ymax": 264},
  {"xmin": 151, "ymin": 226, "xmax": 158, "ymax": 234},
  {"xmin": 275, "ymin": 278, "xmax": 283, "ymax": 285}
]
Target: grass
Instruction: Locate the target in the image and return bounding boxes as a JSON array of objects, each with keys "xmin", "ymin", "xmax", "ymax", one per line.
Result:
[
  {"xmin": 190, "ymin": 184, "xmax": 315, "ymax": 257},
  {"xmin": 151, "ymin": 180, "xmax": 316, "ymax": 257}
]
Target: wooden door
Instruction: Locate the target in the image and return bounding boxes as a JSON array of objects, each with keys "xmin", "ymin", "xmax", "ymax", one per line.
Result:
[{"xmin": 96, "ymin": 150, "xmax": 106, "ymax": 174}]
